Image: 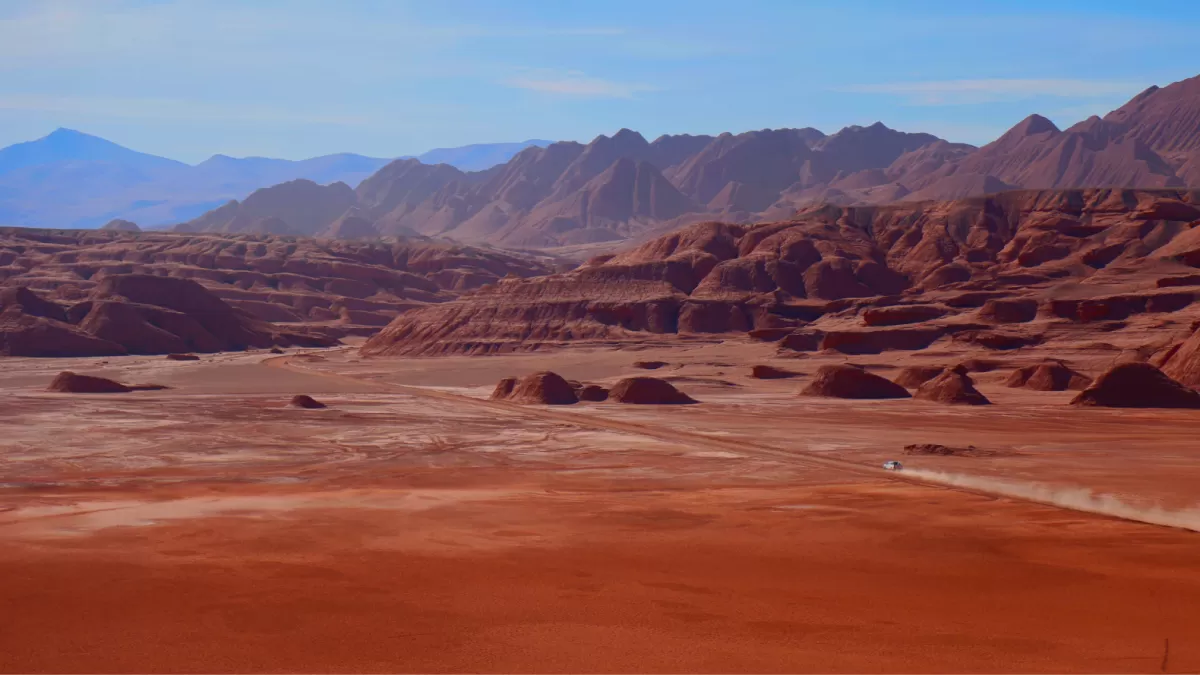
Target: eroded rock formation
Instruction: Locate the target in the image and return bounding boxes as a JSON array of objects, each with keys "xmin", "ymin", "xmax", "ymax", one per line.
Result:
[{"xmin": 800, "ymin": 365, "xmax": 911, "ymax": 399}]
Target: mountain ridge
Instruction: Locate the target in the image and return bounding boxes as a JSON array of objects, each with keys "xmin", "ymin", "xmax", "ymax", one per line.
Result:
[{"xmin": 0, "ymin": 130, "xmax": 554, "ymax": 230}]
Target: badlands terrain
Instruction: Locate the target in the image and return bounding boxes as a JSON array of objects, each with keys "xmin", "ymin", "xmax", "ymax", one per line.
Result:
[{"xmin": 3, "ymin": 186, "xmax": 1200, "ymax": 671}]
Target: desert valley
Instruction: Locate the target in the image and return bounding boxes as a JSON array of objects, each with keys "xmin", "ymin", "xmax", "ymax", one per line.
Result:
[{"xmin": 5, "ymin": 53, "xmax": 1200, "ymax": 674}]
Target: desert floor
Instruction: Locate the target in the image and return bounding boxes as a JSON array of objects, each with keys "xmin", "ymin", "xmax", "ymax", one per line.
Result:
[{"xmin": 1, "ymin": 339, "xmax": 1199, "ymax": 673}]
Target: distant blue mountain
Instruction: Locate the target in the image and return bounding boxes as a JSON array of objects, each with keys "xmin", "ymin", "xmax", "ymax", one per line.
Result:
[
  {"xmin": 0, "ymin": 128, "xmax": 188, "ymax": 176},
  {"xmin": 417, "ymin": 139, "xmax": 552, "ymax": 172},
  {"xmin": 0, "ymin": 130, "xmax": 554, "ymax": 229}
]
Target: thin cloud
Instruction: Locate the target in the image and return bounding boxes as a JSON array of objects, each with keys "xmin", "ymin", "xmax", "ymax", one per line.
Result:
[
  {"xmin": 837, "ymin": 78, "xmax": 1143, "ymax": 105},
  {"xmin": 503, "ymin": 71, "xmax": 656, "ymax": 99},
  {"xmin": 0, "ymin": 93, "xmax": 373, "ymax": 126}
]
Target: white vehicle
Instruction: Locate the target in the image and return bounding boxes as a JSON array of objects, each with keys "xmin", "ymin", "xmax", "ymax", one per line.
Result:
[{"xmin": 882, "ymin": 460, "xmax": 903, "ymax": 471}]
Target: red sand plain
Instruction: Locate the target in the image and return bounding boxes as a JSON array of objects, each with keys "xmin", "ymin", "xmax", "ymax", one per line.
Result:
[{"xmin": 1, "ymin": 341, "xmax": 1199, "ymax": 673}]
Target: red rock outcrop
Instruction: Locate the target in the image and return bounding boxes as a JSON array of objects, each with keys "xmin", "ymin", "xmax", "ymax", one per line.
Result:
[
  {"xmin": 1159, "ymin": 322, "xmax": 1200, "ymax": 386},
  {"xmin": 0, "ymin": 287, "xmax": 126, "ymax": 357},
  {"xmin": 951, "ymin": 330, "xmax": 1043, "ymax": 351},
  {"xmin": 892, "ymin": 366, "xmax": 946, "ymax": 388},
  {"xmin": 956, "ymin": 358, "xmax": 1004, "ymax": 373},
  {"xmin": 821, "ymin": 327, "xmax": 950, "ymax": 354},
  {"xmin": 1006, "ymin": 362, "xmax": 1092, "ymax": 391},
  {"xmin": 490, "ymin": 377, "xmax": 518, "ymax": 400},
  {"xmin": 2, "ymin": 269, "xmax": 339, "ymax": 357},
  {"xmin": 978, "ymin": 298, "xmax": 1038, "ymax": 323},
  {"xmin": 363, "ymin": 188, "xmax": 1200, "ymax": 356},
  {"xmin": 778, "ymin": 330, "xmax": 825, "ymax": 352},
  {"xmin": 1070, "ymin": 363, "xmax": 1200, "ymax": 408},
  {"xmin": 0, "ymin": 226, "xmax": 551, "ymax": 343},
  {"xmin": 914, "ymin": 368, "xmax": 991, "ymax": 405},
  {"xmin": 47, "ymin": 371, "xmax": 133, "ymax": 393},
  {"xmin": 750, "ymin": 365, "xmax": 797, "ymax": 379},
  {"xmin": 81, "ymin": 274, "xmax": 291, "ymax": 354},
  {"xmin": 166, "ymin": 353, "xmax": 200, "ymax": 361},
  {"xmin": 800, "ymin": 365, "xmax": 911, "ymax": 399},
  {"xmin": 608, "ymin": 377, "xmax": 697, "ymax": 404},
  {"xmin": 861, "ymin": 304, "xmax": 947, "ymax": 326},
  {"xmin": 289, "ymin": 394, "xmax": 327, "ymax": 409},
  {"xmin": 492, "ymin": 371, "xmax": 579, "ymax": 405},
  {"xmin": 578, "ymin": 384, "xmax": 609, "ymax": 402}
]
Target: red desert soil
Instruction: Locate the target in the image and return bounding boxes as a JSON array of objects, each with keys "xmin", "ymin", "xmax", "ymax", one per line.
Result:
[{"xmin": 1, "ymin": 343, "xmax": 1200, "ymax": 673}]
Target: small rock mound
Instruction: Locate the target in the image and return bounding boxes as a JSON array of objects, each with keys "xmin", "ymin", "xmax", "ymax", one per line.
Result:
[
  {"xmin": 632, "ymin": 360, "xmax": 669, "ymax": 370},
  {"xmin": 1070, "ymin": 362, "xmax": 1200, "ymax": 408},
  {"xmin": 978, "ymin": 298, "xmax": 1038, "ymax": 323},
  {"xmin": 915, "ymin": 368, "xmax": 991, "ymax": 405},
  {"xmin": 48, "ymin": 371, "xmax": 132, "ymax": 393},
  {"xmin": 750, "ymin": 365, "xmax": 797, "ymax": 379},
  {"xmin": 1006, "ymin": 362, "xmax": 1091, "ymax": 391},
  {"xmin": 748, "ymin": 328, "xmax": 795, "ymax": 341},
  {"xmin": 578, "ymin": 384, "xmax": 609, "ymax": 402},
  {"xmin": 166, "ymin": 353, "xmax": 200, "ymax": 361},
  {"xmin": 1133, "ymin": 198, "xmax": 1200, "ymax": 222},
  {"xmin": 861, "ymin": 304, "xmax": 947, "ymax": 326},
  {"xmin": 491, "ymin": 377, "xmax": 518, "ymax": 400},
  {"xmin": 289, "ymin": 394, "xmax": 327, "ymax": 409},
  {"xmin": 269, "ymin": 346, "xmax": 285, "ymax": 354},
  {"xmin": 954, "ymin": 330, "xmax": 1042, "ymax": 350},
  {"xmin": 609, "ymin": 377, "xmax": 697, "ymax": 404},
  {"xmin": 956, "ymin": 358, "xmax": 1003, "ymax": 373},
  {"xmin": 893, "ymin": 366, "xmax": 946, "ymax": 388},
  {"xmin": 801, "ymin": 365, "xmax": 910, "ymax": 399},
  {"xmin": 492, "ymin": 371, "xmax": 578, "ymax": 405}
]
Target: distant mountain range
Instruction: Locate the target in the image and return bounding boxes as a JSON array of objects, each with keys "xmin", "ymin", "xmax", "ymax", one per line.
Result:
[
  {"xmin": 175, "ymin": 73, "xmax": 1200, "ymax": 250},
  {"xmin": 0, "ymin": 130, "xmax": 550, "ymax": 229},
  {"xmin": 9, "ymin": 73, "xmax": 1200, "ymax": 244}
]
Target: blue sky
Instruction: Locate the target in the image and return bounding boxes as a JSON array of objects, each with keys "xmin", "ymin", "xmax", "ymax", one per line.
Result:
[{"xmin": 1, "ymin": 0, "xmax": 1198, "ymax": 163}]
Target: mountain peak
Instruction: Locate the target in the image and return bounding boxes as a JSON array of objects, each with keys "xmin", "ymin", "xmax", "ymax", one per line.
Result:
[
  {"xmin": 46, "ymin": 127, "xmax": 91, "ymax": 138},
  {"xmin": 1012, "ymin": 114, "xmax": 1060, "ymax": 137}
]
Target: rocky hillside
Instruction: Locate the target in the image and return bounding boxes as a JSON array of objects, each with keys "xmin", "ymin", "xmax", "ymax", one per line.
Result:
[
  {"xmin": 182, "ymin": 74, "xmax": 1200, "ymax": 250},
  {"xmin": 0, "ymin": 228, "xmax": 554, "ymax": 347},
  {"xmin": 0, "ymin": 275, "xmax": 333, "ymax": 357},
  {"xmin": 361, "ymin": 188, "xmax": 1200, "ymax": 356}
]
